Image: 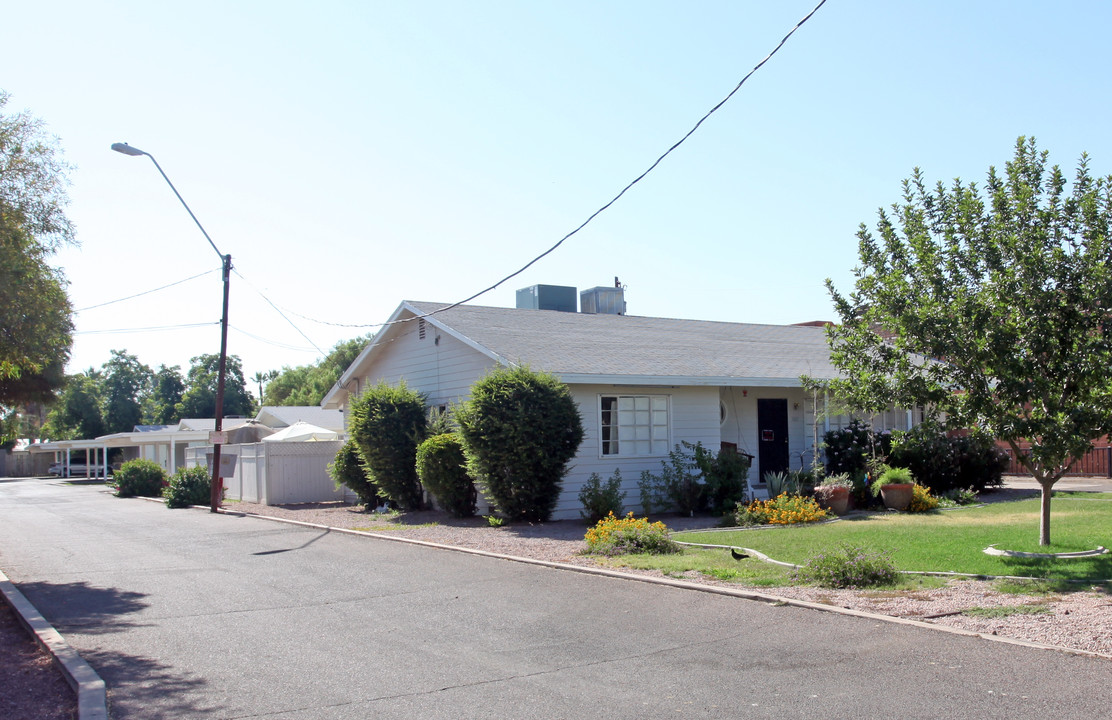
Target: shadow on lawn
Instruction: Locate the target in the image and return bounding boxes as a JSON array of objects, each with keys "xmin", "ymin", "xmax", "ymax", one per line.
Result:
[{"xmin": 996, "ymin": 554, "xmax": 1112, "ymax": 585}]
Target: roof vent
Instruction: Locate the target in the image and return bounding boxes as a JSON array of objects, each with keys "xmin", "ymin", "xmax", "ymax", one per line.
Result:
[
  {"xmin": 580, "ymin": 285, "xmax": 626, "ymax": 315},
  {"xmin": 516, "ymin": 285, "xmax": 577, "ymax": 312}
]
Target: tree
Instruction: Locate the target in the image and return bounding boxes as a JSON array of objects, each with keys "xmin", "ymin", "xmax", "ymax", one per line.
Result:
[
  {"xmin": 251, "ymin": 370, "xmax": 278, "ymax": 405},
  {"xmin": 144, "ymin": 365, "xmax": 185, "ymax": 425},
  {"xmin": 0, "ymin": 90, "xmax": 75, "ymax": 405},
  {"xmin": 825, "ymin": 137, "xmax": 1112, "ymax": 545},
  {"xmin": 261, "ymin": 334, "xmax": 372, "ymax": 406},
  {"xmin": 42, "ymin": 371, "xmax": 105, "ymax": 440},
  {"xmin": 101, "ymin": 350, "xmax": 153, "ymax": 433},
  {"xmin": 456, "ymin": 365, "xmax": 584, "ymax": 522},
  {"xmin": 177, "ymin": 354, "xmax": 254, "ymax": 419}
]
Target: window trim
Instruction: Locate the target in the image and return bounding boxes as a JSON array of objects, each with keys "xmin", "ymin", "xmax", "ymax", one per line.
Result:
[{"xmin": 597, "ymin": 393, "xmax": 671, "ymax": 458}]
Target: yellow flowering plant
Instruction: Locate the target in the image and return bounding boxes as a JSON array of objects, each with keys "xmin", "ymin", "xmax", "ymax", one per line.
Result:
[
  {"xmin": 734, "ymin": 493, "xmax": 829, "ymax": 526},
  {"xmin": 584, "ymin": 512, "xmax": 680, "ymax": 556}
]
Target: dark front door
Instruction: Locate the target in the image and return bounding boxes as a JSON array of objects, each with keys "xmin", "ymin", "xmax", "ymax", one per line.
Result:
[{"xmin": 757, "ymin": 398, "xmax": 790, "ymax": 480}]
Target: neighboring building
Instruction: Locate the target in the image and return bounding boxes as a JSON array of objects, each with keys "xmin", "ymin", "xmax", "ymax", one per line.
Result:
[{"xmin": 322, "ymin": 287, "xmax": 922, "ymax": 521}]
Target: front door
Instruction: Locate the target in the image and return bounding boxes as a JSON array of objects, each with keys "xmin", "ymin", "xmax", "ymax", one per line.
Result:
[{"xmin": 757, "ymin": 398, "xmax": 790, "ymax": 480}]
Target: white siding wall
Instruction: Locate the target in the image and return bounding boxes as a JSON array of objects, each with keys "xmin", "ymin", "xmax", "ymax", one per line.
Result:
[
  {"xmin": 719, "ymin": 386, "xmax": 817, "ymax": 481},
  {"xmin": 551, "ymin": 384, "xmax": 722, "ymax": 521},
  {"xmin": 355, "ymin": 321, "xmax": 496, "ymax": 410}
]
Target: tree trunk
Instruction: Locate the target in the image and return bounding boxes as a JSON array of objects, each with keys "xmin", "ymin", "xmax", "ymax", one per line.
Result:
[{"xmin": 1038, "ymin": 478, "xmax": 1056, "ymax": 546}]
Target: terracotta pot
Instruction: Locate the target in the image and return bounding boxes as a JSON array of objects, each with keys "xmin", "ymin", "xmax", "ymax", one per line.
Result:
[
  {"xmin": 880, "ymin": 483, "xmax": 914, "ymax": 511},
  {"xmin": 814, "ymin": 486, "xmax": 850, "ymax": 515}
]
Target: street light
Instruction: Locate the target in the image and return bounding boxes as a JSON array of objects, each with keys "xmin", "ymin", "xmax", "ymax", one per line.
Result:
[{"xmin": 111, "ymin": 142, "xmax": 230, "ymax": 513}]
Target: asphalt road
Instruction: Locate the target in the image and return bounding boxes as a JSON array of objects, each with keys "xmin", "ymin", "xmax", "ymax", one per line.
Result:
[{"xmin": 1, "ymin": 477, "xmax": 1108, "ymax": 719}]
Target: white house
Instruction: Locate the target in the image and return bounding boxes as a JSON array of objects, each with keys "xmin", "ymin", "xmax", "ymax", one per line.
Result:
[{"xmin": 322, "ymin": 288, "xmax": 920, "ymax": 520}]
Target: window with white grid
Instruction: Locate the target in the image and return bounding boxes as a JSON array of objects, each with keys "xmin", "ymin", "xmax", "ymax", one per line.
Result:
[{"xmin": 599, "ymin": 395, "xmax": 669, "ymax": 457}]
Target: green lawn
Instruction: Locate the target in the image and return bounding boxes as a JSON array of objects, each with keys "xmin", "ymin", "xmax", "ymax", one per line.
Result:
[{"xmin": 668, "ymin": 495, "xmax": 1112, "ymax": 583}]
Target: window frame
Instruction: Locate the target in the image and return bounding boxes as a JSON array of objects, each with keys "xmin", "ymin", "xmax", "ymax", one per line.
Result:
[{"xmin": 598, "ymin": 393, "xmax": 671, "ymax": 458}]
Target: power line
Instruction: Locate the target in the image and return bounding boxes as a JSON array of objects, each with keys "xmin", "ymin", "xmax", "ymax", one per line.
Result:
[
  {"xmin": 231, "ymin": 269, "xmax": 326, "ymax": 355},
  {"xmin": 74, "ymin": 267, "xmax": 220, "ymax": 312},
  {"xmin": 274, "ymin": 0, "xmax": 829, "ymax": 331},
  {"xmin": 228, "ymin": 324, "xmax": 320, "ymax": 353},
  {"xmin": 75, "ymin": 321, "xmax": 218, "ymax": 335}
]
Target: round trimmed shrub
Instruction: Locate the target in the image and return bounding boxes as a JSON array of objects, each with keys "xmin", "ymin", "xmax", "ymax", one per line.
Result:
[
  {"xmin": 347, "ymin": 381, "xmax": 428, "ymax": 510},
  {"xmin": 329, "ymin": 439, "xmax": 380, "ymax": 508},
  {"xmin": 113, "ymin": 459, "xmax": 166, "ymax": 498},
  {"xmin": 164, "ymin": 466, "xmax": 212, "ymax": 509},
  {"xmin": 416, "ymin": 433, "xmax": 476, "ymax": 517},
  {"xmin": 457, "ymin": 366, "xmax": 584, "ymax": 523}
]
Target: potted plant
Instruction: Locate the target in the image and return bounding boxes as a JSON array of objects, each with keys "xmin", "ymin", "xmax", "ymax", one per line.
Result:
[
  {"xmin": 813, "ymin": 473, "xmax": 852, "ymax": 515},
  {"xmin": 871, "ymin": 466, "xmax": 914, "ymax": 510}
]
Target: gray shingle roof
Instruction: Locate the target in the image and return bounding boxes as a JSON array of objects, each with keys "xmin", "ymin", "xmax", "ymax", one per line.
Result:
[{"xmin": 407, "ymin": 301, "xmax": 838, "ymax": 386}]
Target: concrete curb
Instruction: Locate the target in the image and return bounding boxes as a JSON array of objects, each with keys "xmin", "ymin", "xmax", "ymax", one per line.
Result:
[
  {"xmin": 217, "ymin": 507, "xmax": 1112, "ymax": 662},
  {"xmin": 0, "ymin": 569, "xmax": 108, "ymax": 720}
]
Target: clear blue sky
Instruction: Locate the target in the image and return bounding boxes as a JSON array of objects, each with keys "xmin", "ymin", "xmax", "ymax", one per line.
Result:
[{"xmin": 5, "ymin": 1, "xmax": 1111, "ymax": 384}]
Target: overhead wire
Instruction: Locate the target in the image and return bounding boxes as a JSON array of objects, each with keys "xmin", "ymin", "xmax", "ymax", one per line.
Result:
[
  {"xmin": 270, "ymin": 0, "xmax": 829, "ymax": 331},
  {"xmin": 231, "ymin": 268, "xmax": 326, "ymax": 355},
  {"xmin": 75, "ymin": 321, "xmax": 218, "ymax": 335},
  {"xmin": 74, "ymin": 267, "xmax": 220, "ymax": 312}
]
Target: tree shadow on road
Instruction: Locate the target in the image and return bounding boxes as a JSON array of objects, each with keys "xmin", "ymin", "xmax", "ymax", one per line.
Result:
[
  {"xmin": 18, "ymin": 580, "xmax": 149, "ymax": 634},
  {"xmin": 80, "ymin": 648, "xmax": 217, "ymax": 720}
]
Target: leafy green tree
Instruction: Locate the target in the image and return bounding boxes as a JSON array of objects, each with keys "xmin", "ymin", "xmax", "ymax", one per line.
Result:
[
  {"xmin": 347, "ymin": 381, "xmax": 427, "ymax": 510},
  {"xmin": 101, "ymin": 350, "xmax": 153, "ymax": 433},
  {"xmin": 177, "ymin": 354, "xmax": 254, "ymax": 419},
  {"xmin": 42, "ymin": 371, "xmax": 105, "ymax": 440},
  {"xmin": 457, "ymin": 365, "xmax": 584, "ymax": 522},
  {"xmin": 144, "ymin": 365, "xmax": 185, "ymax": 425},
  {"xmin": 0, "ymin": 91, "xmax": 75, "ymax": 404},
  {"xmin": 262, "ymin": 335, "xmax": 372, "ymax": 406},
  {"xmin": 825, "ymin": 137, "xmax": 1112, "ymax": 545}
]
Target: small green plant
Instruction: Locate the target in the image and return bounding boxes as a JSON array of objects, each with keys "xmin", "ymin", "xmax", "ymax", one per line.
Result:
[
  {"xmin": 328, "ymin": 439, "xmax": 381, "ymax": 508},
  {"xmin": 819, "ymin": 472, "xmax": 853, "ymax": 489},
  {"xmin": 578, "ymin": 469, "xmax": 627, "ymax": 523},
  {"xmin": 942, "ymin": 487, "xmax": 980, "ymax": 506},
  {"xmin": 113, "ymin": 458, "xmax": 166, "ymax": 498},
  {"xmin": 164, "ymin": 466, "xmax": 213, "ymax": 509},
  {"xmin": 762, "ymin": 471, "xmax": 794, "ymax": 497},
  {"xmin": 485, "ymin": 514, "xmax": 505, "ymax": 528},
  {"xmin": 871, "ymin": 466, "xmax": 913, "ymax": 497},
  {"xmin": 584, "ymin": 512, "xmax": 681, "ymax": 556},
  {"xmin": 792, "ymin": 544, "xmax": 898, "ymax": 588}
]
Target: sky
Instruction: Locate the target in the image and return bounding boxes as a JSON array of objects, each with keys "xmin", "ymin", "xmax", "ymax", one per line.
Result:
[{"xmin": 5, "ymin": 1, "xmax": 1112, "ymax": 386}]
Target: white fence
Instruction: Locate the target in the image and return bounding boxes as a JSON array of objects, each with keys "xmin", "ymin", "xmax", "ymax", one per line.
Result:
[{"xmin": 185, "ymin": 441, "xmax": 355, "ymax": 505}]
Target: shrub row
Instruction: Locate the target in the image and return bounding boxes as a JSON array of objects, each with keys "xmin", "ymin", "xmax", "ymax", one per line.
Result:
[{"xmin": 823, "ymin": 420, "xmax": 1007, "ymax": 494}]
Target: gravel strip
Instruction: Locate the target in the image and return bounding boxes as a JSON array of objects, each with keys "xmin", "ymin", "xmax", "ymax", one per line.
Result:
[{"xmin": 221, "ymin": 500, "xmax": 1112, "ymax": 658}]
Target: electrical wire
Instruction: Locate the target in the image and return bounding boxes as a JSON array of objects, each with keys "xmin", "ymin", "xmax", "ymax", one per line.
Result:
[
  {"xmin": 74, "ymin": 267, "xmax": 220, "ymax": 312},
  {"xmin": 228, "ymin": 324, "xmax": 320, "ymax": 353},
  {"xmin": 74, "ymin": 321, "xmax": 218, "ymax": 335},
  {"xmin": 231, "ymin": 268, "xmax": 326, "ymax": 355},
  {"xmin": 272, "ymin": 0, "xmax": 829, "ymax": 331}
]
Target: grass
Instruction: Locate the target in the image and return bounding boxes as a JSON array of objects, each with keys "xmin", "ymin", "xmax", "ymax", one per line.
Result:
[
  {"xmin": 963, "ymin": 604, "xmax": 1051, "ymax": 618},
  {"xmin": 670, "ymin": 495, "xmax": 1112, "ymax": 583}
]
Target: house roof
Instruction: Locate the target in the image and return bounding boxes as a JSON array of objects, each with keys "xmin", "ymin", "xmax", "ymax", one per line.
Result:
[
  {"xmin": 254, "ymin": 406, "xmax": 345, "ymax": 432},
  {"xmin": 323, "ymin": 300, "xmax": 839, "ymax": 408}
]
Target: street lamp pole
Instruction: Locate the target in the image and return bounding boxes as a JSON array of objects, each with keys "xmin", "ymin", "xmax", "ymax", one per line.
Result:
[{"xmin": 111, "ymin": 142, "xmax": 230, "ymax": 513}]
